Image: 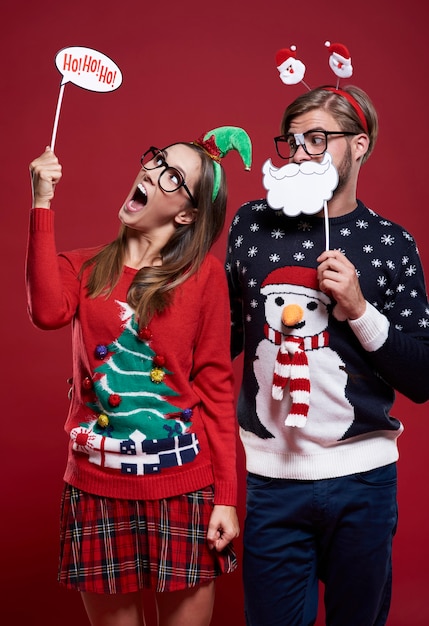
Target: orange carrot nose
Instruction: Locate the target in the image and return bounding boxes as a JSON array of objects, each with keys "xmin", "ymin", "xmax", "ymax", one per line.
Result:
[{"xmin": 282, "ymin": 304, "xmax": 303, "ymax": 326}]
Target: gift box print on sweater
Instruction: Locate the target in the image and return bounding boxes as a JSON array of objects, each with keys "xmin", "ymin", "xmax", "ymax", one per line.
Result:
[{"xmin": 71, "ymin": 301, "xmax": 199, "ymax": 475}]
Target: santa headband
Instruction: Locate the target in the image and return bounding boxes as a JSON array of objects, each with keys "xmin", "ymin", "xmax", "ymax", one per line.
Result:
[
  {"xmin": 193, "ymin": 126, "xmax": 252, "ymax": 201},
  {"xmin": 275, "ymin": 41, "xmax": 368, "ymax": 134}
]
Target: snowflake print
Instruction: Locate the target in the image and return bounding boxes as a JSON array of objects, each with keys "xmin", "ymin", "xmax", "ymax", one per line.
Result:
[
  {"xmin": 419, "ymin": 318, "xmax": 429, "ymax": 328},
  {"xmin": 270, "ymin": 253, "xmax": 281, "ymax": 262},
  {"xmin": 248, "ymin": 278, "xmax": 257, "ymax": 287},
  {"xmin": 363, "ymin": 245, "xmax": 373, "ymax": 253},
  {"xmin": 241, "ymin": 266, "xmax": 248, "ymax": 275},
  {"xmin": 235, "ymin": 235, "xmax": 244, "ymax": 247},
  {"xmin": 395, "ymin": 324, "xmax": 403, "ymax": 331},
  {"xmin": 384, "ymin": 301, "xmax": 395, "ymax": 311},
  {"xmin": 410, "ymin": 290, "xmax": 418, "ymax": 298},
  {"xmin": 302, "ymin": 240, "xmax": 314, "ymax": 249},
  {"xmin": 248, "ymin": 246, "xmax": 258, "ymax": 258},
  {"xmin": 403, "ymin": 231, "xmax": 413, "ymax": 241},
  {"xmin": 402, "ymin": 256, "xmax": 409, "ymax": 265},
  {"xmin": 400, "ymin": 309, "xmax": 412, "ymax": 317},
  {"xmin": 245, "ymin": 313, "xmax": 252, "ymax": 322},
  {"xmin": 340, "ymin": 228, "xmax": 351, "ymax": 236},
  {"xmin": 293, "ymin": 252, "xmax": 305, "ymax": 261},
  {"xmin": 233, "ymin": 215, "xmax": 240, "ymax": 226},
  {"xmin": 252, "ymin": 203, "xmax": 265, "ymax": 212},
  {"xmin": 271, "ymin": 229, "xmax": 285, "ymax": 239},
  {"xmin": 356, "ymin": 219, "xmax": 368, "ymax": 229},
  {"xmin": 298, "ymin": 220, "xmax": 312, "ymax": 232},
  {"xmin": 381, "ymin": 234, "xmax": 395, "ymax": 246},
  {"xmin": 380, "ymin": 220, "xmax": 392, "ymax": 226},
  {"xmin": 386, "ymin": 260, "xmax": 395, "ymax": 270},
  {"xmin": 377, "ymin": 276, "xmax": 387, "ymax": 287},
  {"xmin": 396, "ymin": 284, "xmax": 405, "ymax": 293},
  {"xmin": 385, "ymin": 289, "xmax": 394, "ymax": 296},
  {"xmin": 225, "ymin": 262, "xmax": 231, "ymax": 272},
  {"xmin": 405, "ymin": 265, "xmax": 417, "ymax": 277},
  {"xmin": 372, "ymin": 258, "xmax": 382, "ymax": 267},
  {"xmin": 250, "ymin": 223, "xmax": 260, "ymax": 232},
  {"xmin": 426, "ymin": 307, "xmax": 429, "ymax": 315},
  {"xmin": 250, "ymin": 299, "xmax": 258, "ymax": 308}
]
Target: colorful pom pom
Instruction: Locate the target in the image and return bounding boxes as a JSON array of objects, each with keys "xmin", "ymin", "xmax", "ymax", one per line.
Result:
[
  {"xmin": 138, "ymin": 327, "xmax": 152, "ymax": 341},
  {"xmin": 97, "ymin": 414, "xmax": 110, "ymax": 428},
  {"xmin": 108, "ymin": 393, "xmax": 121, "ymax": 407},
  {"xmin": 95, "ymin": 344, "xmax": 108, "ymax": 359},
  {"xmin": 82, "ymin": 377, "xmax": 93, "ymax": 390},
  {"xmin": 150, "ymin": 367, "xmax": 165, "ymax": 383}
]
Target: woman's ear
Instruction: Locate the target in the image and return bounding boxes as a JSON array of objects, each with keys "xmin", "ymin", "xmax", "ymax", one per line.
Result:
[{"xmin": 175, "ymin": 208, "xmax": 198, "ymax": 225}]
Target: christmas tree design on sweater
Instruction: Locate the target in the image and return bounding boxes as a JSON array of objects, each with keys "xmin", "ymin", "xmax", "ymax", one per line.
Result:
[{"xmin": 70, "ymin": 303, "xmax": 200, "ymax": 475}]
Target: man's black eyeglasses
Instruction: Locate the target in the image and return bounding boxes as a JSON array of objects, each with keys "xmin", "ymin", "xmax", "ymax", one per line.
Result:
[
  {"xmin": 274, "ymin": 130, "xmax": 358, "ymax": 160},
  {"xmin": 141, "ymin": 147, "xmax": 197, "ymax": 207}
]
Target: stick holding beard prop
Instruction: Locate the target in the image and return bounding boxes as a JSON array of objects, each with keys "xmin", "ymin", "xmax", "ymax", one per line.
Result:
[
  {"xmin": 262, "ymin": 151, "xmax": 338, "ymax": 251},
  {"xmin": 263, "ymin": 153, "xmax": 351, "ymax": 321}
]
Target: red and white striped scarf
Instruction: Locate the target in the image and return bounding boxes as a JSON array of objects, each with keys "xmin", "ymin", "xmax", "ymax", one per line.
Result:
[{"xmin": 264, "ymin": 324, "xmax": 329, "ymax": 427}]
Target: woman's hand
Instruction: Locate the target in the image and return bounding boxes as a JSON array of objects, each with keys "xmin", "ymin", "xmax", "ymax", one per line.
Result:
[
  {"xmin": 206, "ymin": 505, "xmax": 240, "ymax": 552},
  {"xmin": 29, "ymin": 147, "xmax": 62, "ymax": 209}
]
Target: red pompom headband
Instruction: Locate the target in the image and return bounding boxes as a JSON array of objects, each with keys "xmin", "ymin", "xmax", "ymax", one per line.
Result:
[{"xmin": 275, "ymin": 41, "xmax": 369, "ymax": 134}]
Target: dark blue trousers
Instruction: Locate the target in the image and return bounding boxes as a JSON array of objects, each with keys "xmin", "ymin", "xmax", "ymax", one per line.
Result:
[{"xmin": 243, "ymin": 464, "xmax": 398, "ymax": 626}]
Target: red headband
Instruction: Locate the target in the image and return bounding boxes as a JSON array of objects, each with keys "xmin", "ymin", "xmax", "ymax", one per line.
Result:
[{"xmin": 323, "ymin": 87, "xmax": 368, "ymax": 133}]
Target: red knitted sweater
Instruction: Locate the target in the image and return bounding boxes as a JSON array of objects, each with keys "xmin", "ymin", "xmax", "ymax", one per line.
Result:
[{"xmin": 26, "ymin": 208, "xmax": 237, "ymax": 505}]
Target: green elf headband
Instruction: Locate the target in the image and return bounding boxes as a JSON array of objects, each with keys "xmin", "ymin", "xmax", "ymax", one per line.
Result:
[{"xmin": 193, "ymin": 126, "xmax": 252, "ymax": 201}]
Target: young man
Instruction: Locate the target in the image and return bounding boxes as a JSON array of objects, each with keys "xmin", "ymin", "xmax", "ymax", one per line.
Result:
[{"xmin": 226, "ymin": 85, "xmax": 429, "ymax": 625}]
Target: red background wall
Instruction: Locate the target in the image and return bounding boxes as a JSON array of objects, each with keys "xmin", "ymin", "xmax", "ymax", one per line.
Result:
[{"xmin": 2, "ymin": 1, "xmax": 428, "ymax": 623}]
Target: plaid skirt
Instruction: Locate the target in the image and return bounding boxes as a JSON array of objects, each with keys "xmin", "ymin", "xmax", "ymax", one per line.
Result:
[{"xmin": 58, "ymin": 483, "xmax": 237, "ymax": 594}]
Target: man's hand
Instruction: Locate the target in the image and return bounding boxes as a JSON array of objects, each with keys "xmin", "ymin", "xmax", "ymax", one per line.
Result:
[{"xmin": 317, "ymin": 249, "xmax": 366, "ymax": 321}]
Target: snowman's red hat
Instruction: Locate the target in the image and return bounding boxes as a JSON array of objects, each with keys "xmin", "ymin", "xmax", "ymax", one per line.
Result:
[
  {"xmin": 262, "ymin": 266, "xmax": 318, "ymax": 292},
  {"xmin": 261, "ymin": 266, "xmax": 330, "ymax": 305}
]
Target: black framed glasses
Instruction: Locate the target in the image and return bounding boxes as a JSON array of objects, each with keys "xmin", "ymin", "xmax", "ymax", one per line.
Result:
[
  {"xmin": 274, "ymin": 130, "xmax": 358, "ymax": 160},
  {"xmin": 141, "ymin": 147, "xmax": 197, "ymax": 207}
]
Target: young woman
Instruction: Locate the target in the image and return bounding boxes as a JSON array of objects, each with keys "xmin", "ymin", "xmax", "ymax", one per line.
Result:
[{"xmin": 26, "ymin": 127, "xmax": 251, "ymax": 626}]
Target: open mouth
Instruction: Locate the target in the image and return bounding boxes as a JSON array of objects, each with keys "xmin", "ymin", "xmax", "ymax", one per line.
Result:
[{"xmin": 126, "ymin": 183, "xmax": 147, "ymax": 212}]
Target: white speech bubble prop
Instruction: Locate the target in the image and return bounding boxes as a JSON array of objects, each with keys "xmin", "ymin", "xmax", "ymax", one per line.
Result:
[
  {"xmin": 50, "ymin": 46, "xmax": 123, "ymax": 151},
  {"xmin": 55, "ymin": 46, "xmax": 122, "ymax": 92}
]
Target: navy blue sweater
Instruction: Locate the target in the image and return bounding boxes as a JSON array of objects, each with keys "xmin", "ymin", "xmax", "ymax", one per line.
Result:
[{"xmin": 226, "ymin": 199, "xmax": 429, "ymax": 479}]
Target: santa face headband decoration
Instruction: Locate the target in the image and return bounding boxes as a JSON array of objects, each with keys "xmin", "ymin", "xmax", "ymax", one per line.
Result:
[
  {"xmin": 265, "ymin": 40, "xmax": 368, "ymax": 250},
  {"xmin": 193, "ymin": 126, "xmax": 252, "ymax": 201}
]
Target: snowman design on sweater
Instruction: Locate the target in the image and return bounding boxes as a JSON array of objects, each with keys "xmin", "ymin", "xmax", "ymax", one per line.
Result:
[
  {"xmin": 254, "ymin": 266, "xmax": 354, "ymax": 441},
  {"xmin": 70, "ymin": 301, "xmax": 199, "ymax": 475}
]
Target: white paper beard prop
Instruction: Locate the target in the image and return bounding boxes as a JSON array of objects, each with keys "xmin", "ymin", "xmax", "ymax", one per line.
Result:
[{"xmin": 262, "ymin": 152, "xmax": 339, "ymax": 217}]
